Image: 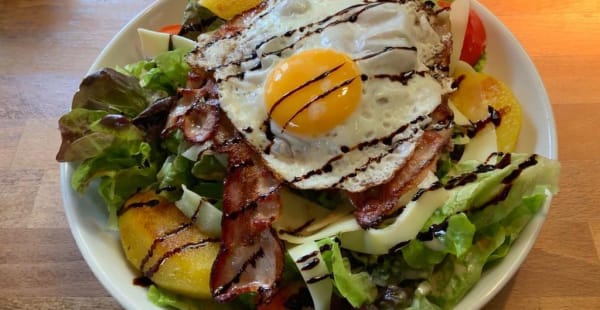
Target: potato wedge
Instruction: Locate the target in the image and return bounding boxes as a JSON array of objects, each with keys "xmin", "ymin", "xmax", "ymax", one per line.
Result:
[{"xmin": 118, "ymin": 191, "xmax": 220, "ymax": 298}]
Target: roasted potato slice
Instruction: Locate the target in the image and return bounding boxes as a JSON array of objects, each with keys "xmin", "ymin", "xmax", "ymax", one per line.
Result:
[{"xmin": 118, "ymin": 191, "xmax": 220, "ymax": 298}]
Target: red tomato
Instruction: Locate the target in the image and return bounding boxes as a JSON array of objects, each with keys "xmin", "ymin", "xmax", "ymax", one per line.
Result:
[
  {"xmin": 158, "ymin": 24, "xmax": 182, "ymax": 35},
  {"xmin": 460, "ymin": 9, "xmax": 487, "ymax": 66}
]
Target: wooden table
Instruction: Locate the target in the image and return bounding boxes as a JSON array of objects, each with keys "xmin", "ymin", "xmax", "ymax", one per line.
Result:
[{"xmin": 1, "ymin": 0, "xmax": 598, "ymax": 309}]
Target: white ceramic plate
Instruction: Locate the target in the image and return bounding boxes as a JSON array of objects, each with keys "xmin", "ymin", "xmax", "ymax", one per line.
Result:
[{"xmin": 60, "ymin": 0, "xmax": 558, "ymax": 309}]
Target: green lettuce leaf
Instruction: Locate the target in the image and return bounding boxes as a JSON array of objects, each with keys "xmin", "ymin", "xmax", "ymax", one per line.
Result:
[
  {"xmin": 157, "ymin": 154, "xmax": 195, "ymax": 201},
  {"xmin": 58, "ymin": 108, "xmax": 162, "ymax": 227},
  {"xmin": 318, "ymin": 238, "xmax": 377, "ymax": 308},
  {"xmin": 427, "ymin": 226, "xmax": 507, "ymax": 309},
  {"xmin": 73, "ymin": 140, "xmax": 160, "ymax": 227},
  {"xmin": 119, "ymin": 48, "xmax": 191, "ymax": 95},
  {"xmin": 191, "ymin": 154, "xmax": 226, "ymax": 181}
]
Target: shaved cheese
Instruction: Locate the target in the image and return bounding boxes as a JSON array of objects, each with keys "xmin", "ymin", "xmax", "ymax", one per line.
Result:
[
  {"xmin": 449, "ymin": 0, "xmax": 470, "ymax": 73},
  {"xmin": 339, "ymin": 181, "xmax": 449, "ymax": 255},
  {"xmin": 175, "ymin": 185, "xmax": 222, "ymax": 237},
  {"xmin": 181, "ymin": 141, "xmax": 213, "ymax": 161},
  {"xmin": 460, "ymin": 124, "xmax": 498, "ymax": 162},
  {"xmin": 449, "ymin": 101, "xmax": 471, "ymax": 126},
  {"xmin": 288, "ymin": 242, "xmax": 333, "ymax": 310},
  {"xmin": 279, "ymin": 214, "xmax": 360, "ymax": 244},
  {"xmin": 138, "ymin": 28, "xmax": 196, "ymax": 58},
  {"xmin": 274, "ymin": 189, "xmax": 358, "ymax": 244}
]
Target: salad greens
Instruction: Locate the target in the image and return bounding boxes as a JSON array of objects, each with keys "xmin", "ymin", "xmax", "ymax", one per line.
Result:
[
  {"xmin": 118, "ymin": 48, "xmax": 191, "ymax": 96},
  {"xmin": 57, "ymin": 0, "xmax": 560, "ymax": 309}
]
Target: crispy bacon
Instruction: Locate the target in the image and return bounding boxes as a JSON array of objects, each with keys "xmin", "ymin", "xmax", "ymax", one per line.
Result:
[
  {"xmin": 162, "ymin": 79, "xmax": 217, "ymax": 138},
  {"xmin": 348, "ymin": 103, "xmax": 453, "ymax": 228},
  {"xmin": 209, "ymin": 117, "xmax": 285, "ymax": 304},
  {"xmin": 182, "ymin": 100, "xmax": 220, "ymax": 144}
]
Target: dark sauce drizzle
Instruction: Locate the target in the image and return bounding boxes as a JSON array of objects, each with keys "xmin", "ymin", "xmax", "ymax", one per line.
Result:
[
  {"xmin": 133, "ymin": 276, "xmax": 153, "ymax": 287},
  {"xmin": 289, "ymin": 116, "xmax": 428, "ymax": 184},
  {"xmin": 467, "ymin": 106, "xmax": 502, "ymax": 138},
  {"xmin": 214, "ymin": 247, "xmax": 266, "ymax": 296},
  {"xmin": 268, "ymin": 62, "xmax": 346, "ymax": 118},
  {"xmin": 281, "ymin": 76, "xmax": 359, "ymax": 132},
  {"xmin": 168, "ymin": 34, "xmax": 174, "ymax": 51},
  {"xmin": 300, "ymin": 257, "xmax": 321, "ymax": 271},
  {"xmin": 416, "ymin": 221, "xmax": 449, "ymax": 241},
  {"xmin": 279, "ymin": 218, "xmax": 316, "ymax": 236},
  {"xmin": 139, "ymin": 223, "xmax": 193, "ymax": 272},
  {"xmin": 295, "ymin": 251, "xmax": 319, "ymax": 264},
  {"xmin": 353, "ymin": 46, "xmax": 417, "ymax": 61},
  {"xmin": 224, "ymin": 185, "xmax": 280, "ymax": 220},
  {"xmin": 117, "ymin": 199, "xmax": 160, "ymax": 216},
  {"xmin": 388, "ymin": 241, "xmax": 410, "ymax": 254},
  {"xmin": 373, "ymin": 70, "xmax": 427, "ymax": 86},
  {"xmin": 215, "ymin": 1, "xmax": 388, "ymax": 79},
  {"xmin": 307, "ymin": 273, "xmax": 333, "ymax": 284},
  {"xmin": 144, "ymin": 238, "xmax": 220, "ymax": 278}
]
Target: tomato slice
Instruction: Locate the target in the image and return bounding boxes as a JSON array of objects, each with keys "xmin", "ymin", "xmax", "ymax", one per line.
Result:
[
  {"xmin": 460, "ymin": 9, "xmax": 487, "ymax": 66},
  {"xmin": 158, "ymin": 24, "xmax": 182, "ymax": 35}
]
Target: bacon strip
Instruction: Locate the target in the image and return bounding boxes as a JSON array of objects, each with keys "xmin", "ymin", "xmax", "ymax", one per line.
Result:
[
  {"xmin": 182, "ymin": 100, "xmax": 220, "ymax": 144},
  {"xmin": 210, "ymin": 118, "xmax": 284, "ymax": 304},
  {"xmin": 348, "ymin": 103, "xmax": 453, "ymax": 228},
  {"xmin": 162, "ymin": 79, "xmax": 217, "ymax": 139}
]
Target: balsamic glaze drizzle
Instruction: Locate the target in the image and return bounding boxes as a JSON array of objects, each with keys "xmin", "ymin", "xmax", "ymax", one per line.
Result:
[
  {"xmin": 353, "ymin": 46, "xmax": 417, "ymax": 61},
  {"xmin": 268, "ymin": 62, "xmax": 347, "ymax": 118},
  {"xmin": 278, "ymin": 218, "xmax": 316, "ymax": 236},
  {"xmin": 214, "ymin": 247, "xmax": 266, "ymax": 296},
  {"xmin": 295, "ymin": 251, "xmax": 319, "ymax": 264},
  {"xmin": 144, "ymin": 238, "xmax": 219, "ymax": 278},
  {"xmin": 139, "ymin": 223, "xmax": 193, "ymax": 272},
  {"xmin": 118, "ymin": 199, "xmax": 160, "ymax": 216},
  {"xmin": 213, "ymin": 1, "xmax": 397, "ymax": 80},
  {"xmin": 281, "ymin": 76, "xmax": 358, "ymax": 132},
  {"xmin": 289, "ymin": 115, "xmax": 429, "ymax": 184},
  {"xmin": 300, "ymin": 257, "xmax": 321, "ymax": 271},
  {"xmin": 467, "ymin": 106, "xmax": 502, "ymax": 138},
  {"xmin": 307, "ymin": 273, "xmax": 333, "ymax": 284},
  {"xmin": 224, "ymin": 185, "xmax": 280, "ymax": 220}
]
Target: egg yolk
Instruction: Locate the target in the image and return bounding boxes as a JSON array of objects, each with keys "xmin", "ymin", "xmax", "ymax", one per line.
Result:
[{"xmin": 264, "ymin": 49, "xmax": 362, "ymax": 137}]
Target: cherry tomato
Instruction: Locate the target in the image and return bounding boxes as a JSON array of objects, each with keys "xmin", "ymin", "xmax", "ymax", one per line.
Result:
[
  {"xmin": 158, "ymin": 24, "xmax": 182, "ymax": 35},
  {"xmin": 460, "ymin": 9, "xmax": 487, "ymax": 66}
]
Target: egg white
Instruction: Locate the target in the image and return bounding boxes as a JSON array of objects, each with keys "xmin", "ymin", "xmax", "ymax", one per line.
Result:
[{"xmin": 188, "ymin": 0, "xmax": 452, "ymax": 192}]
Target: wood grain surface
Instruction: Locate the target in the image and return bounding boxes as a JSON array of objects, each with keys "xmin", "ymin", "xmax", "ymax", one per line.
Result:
[{"xmin": 0, "ymin": 0, "xmax": 598, "ymax": 309}]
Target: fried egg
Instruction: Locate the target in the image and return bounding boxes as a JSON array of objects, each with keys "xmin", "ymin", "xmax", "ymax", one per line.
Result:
[{"xmin": 188, "ymin": 0, "xmax": 452, "ymax": 192}]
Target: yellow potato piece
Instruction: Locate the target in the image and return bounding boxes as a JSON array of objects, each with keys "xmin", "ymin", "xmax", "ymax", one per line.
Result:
[
  {"xmin": 200, "ymin": 0, "xmax": 263, "ymax": 20},
  {"xmin": 118, "ymin": 191, "xmax": 219, "ymax": 298},
  {"xmin": 450, "ymin": 61, "xmax": 522, "ymax": 152}
]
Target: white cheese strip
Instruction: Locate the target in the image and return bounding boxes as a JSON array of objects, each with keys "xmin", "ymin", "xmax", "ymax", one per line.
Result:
[
  {"xmin": 338, "ymin": 180, "xmax": 449, "ymax": 255},
  {"xmin": 279, "ymin": 214, "xmax": 360, "ymax": 244},
  {"xmin": 138, "ymin": 28, "xmax": 196, "ymax": 58},
  {"xmin": 175, "ymin": 185, "xmax": 222, "ymax": 237},
  {"xmin": 274, "ymin": 189, "xmax": 358, "ymax": 244},
  {"xmin": 449, "ymin": 101, "xmax": 471, "ymax": 126},
  {"xmin": 288, "ymin": 242, "xmax": 333, "ymax": 310},
  {"xmin": 449, "ymin": 0, "xmax": 470, "ymax": 73},
  {"xmin": 460, "ymin": 123, "xmax": 498, "ymax": 163}
]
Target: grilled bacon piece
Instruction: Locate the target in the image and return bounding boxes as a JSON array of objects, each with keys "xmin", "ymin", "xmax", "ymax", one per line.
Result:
[
  {"xmin": 209, "ymin": 117, "xmax": 285, "ymax": 304},
  {"xmin": 348, "ymin": 103, "xmax": 453, "ymax": 228}
]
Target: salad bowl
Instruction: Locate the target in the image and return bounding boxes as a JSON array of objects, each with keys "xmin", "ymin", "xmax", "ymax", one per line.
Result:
[{"xmin": 60, "ymin": 0, "xmax": 558, "ymax": 309}]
